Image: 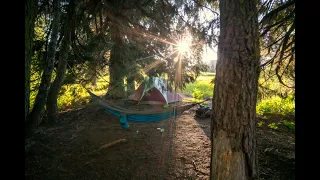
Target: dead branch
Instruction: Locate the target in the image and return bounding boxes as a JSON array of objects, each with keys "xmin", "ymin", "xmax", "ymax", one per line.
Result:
[{"xmin": 89, "ymin": 139, "xmax": 127, "ymax": 154}]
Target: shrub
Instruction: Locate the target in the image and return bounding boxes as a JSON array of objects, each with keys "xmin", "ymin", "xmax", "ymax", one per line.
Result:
[
  {"xmin": 193, "ymin": 88, "xmax": 204, "ymax": 100},
  {"xmin": 256, "ymin": 96, "xmax": 295, "ymax": 116}
]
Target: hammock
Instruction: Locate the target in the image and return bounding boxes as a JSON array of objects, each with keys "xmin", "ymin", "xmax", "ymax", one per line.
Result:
[
  {"xmin": 67, "ymin": 61, "xmax": 201, "ymax": 129},
  {"xmin": 87, "ymin": 90, "xmax": 197, "ymax": 129}
]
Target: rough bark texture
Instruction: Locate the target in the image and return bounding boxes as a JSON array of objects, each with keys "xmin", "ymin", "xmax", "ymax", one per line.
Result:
[
  {"xmin": 26, "ymin": 0, "xmax": 61, "ymax": 135},
  {"xmin": 25, "ymin": 0, "xmax": 37, "ymax": 123},
  {"xmin": 46, "ymin": 1, "xmax": 75, "ymax": 123},
  {"xmin": 108, "ymin": 24, "xmax": 125, "ymax": 99},
  {"xmin": 210, "ymin": 0, "xmax": 261, "ymax": 179}
]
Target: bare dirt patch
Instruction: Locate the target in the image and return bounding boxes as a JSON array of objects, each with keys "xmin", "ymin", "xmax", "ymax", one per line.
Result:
[{"xmin": 25, "ymin": 103, "xmax": 295, "ymax": 180}]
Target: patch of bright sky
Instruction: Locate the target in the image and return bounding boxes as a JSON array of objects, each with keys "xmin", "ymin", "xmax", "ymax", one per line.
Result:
[
  {"xmin": 198, "ymin": 3, "xmax": 219, "ymax": 63},
  {"xmin": 171, "ymin": 0, "xmax": 219, "ymax": 63},
  {"xmin": 202, "ymin": 46, "xmax": 217, "ymax": 62}
]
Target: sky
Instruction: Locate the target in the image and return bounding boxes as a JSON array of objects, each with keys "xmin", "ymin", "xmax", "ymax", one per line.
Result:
[
  {"xmin": 202, "ymin": 46, "xmax": 217, "ymax": 63},
  {"xmin": 198, "ymin": 3, "xmax": 219, "ymax": 63}
]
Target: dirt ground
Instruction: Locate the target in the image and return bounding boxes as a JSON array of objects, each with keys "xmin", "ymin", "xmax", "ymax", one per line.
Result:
[{"xmin": 25, "ymin": 102, "xmax": 295, "ymax": 180}]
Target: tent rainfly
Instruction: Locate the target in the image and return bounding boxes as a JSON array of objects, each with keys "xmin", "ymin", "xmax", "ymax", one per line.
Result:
[{"xmin": 128, "ymin": 77, "xmax": 183, "ymax": 104}]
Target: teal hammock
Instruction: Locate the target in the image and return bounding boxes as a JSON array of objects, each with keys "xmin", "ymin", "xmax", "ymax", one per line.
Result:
[
  {"xmin": 104, "ymin": 107, "xmax": 175, "ymax": 129},
  {"xmin": 87, "ymin": 90, "xmax": 194, "ymax": 129}
]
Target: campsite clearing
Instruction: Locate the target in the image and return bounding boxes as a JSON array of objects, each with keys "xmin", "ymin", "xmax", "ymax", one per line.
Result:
[{"xmin": 25, "ymin": 101, "xmax": 295, "ymax": 180}]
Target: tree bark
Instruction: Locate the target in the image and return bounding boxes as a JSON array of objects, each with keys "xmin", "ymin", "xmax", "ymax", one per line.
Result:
[
  {"xmin": 107, "ymin": 24, "xmax": 125, "ymax": 99},
  {"xmin": 210, "ymin": 0, "xmax": 260, "ymax": 179},
  {"xmin": 87, "ymin": 60, "xmax": 98, "ymax": 88},
  {"xmin": 46, "ymin": 1, "xmax": 75, "ymax": 123},
  {"xmin": 26, "ymin": 0, "xmax": 61, "ymax": 135},
  {"xmin": 126, "ymin": 76, "xmax": 135, "ymax": 96},
  {"xmin": 25, "ymin": 0, "xmax": 37, "ymax": 123}
]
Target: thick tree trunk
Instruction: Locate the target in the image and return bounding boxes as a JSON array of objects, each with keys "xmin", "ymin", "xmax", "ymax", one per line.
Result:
[
  {"xmin": 107, "ymin": 24, "xmax": 125, "ymax": 99},
  {"xmin": 210, "ymin": 0, "xmax": 260, "ymax": 180},
  {"xmin": 25, "ymin": 0, "xmax": 37, "ymax": 123},
  {"xmin": 26, "ymin": 0, "xmax": 61, "ymax": 135},
  {"xmin": 46, "ymin": 1, "xmax": 75, "ymax": 123}
]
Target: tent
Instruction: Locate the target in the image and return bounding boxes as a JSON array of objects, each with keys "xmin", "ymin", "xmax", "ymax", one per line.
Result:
[{"xmin": 128, "ymin": 77, "xmax": 183, "ymax": 104}]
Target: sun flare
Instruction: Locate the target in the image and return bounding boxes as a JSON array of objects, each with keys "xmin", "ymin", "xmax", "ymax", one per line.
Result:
[
  {"xmin": 177, "ymin": 41, "xmax": 190, "ymax": 54},
  {"xmin": 174, "ymin": 34, "xmax": 193, "ymax": 57}
]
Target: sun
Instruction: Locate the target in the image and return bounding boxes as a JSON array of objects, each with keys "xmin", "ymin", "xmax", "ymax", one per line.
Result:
[
  {"xmin": 177, "ymin": 41, "xmax": 189, "ymax": 54},
  {"xmin": 175, "ymin": 35, "xmax": 192, "ymax": 57}
]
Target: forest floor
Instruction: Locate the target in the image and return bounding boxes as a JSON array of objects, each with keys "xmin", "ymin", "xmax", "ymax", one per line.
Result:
[{"xmin": 25, "ymin": 100, "xmax": 295, "ymax": 180}]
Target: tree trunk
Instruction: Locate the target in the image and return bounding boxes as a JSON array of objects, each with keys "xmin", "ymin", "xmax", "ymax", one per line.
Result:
[
  {"xmin": 126, "ymin": 76, "xmax": 135, "ymax": 96},
  {"xmin": 46, "ymin": 1, "xmax": 75, "ymax": 123},
  {"xmin": 87, "ymin": 60, "xmax": 98, "ymax": 88},
  {"xmin": 26, "ymin": 0, "xmax": 61, "ymax": 135},
  {"xmin": 25, "ymin": 0, "xmax": 37, "ymax": 123},
  {"xmin": 107, "ymin": 24, "xmax": 125, "ymax": 99},
  {"xmin": 210, "ymin": 0, "xmax": 260, "ymax": 180}
]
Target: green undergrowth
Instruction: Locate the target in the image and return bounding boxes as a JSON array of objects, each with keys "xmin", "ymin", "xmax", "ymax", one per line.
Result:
[
  {"xmin": 183, "ymin": 72, "xmax": 215, "ymax": 101},
  {"xmin": 30, "ymin": 71, "xmax": 295, "ymax": 122},
  {"xmin": 256, "ymin": 95, "xmax": 295, "ymax": 116},
  {"xmin": 57, "ymin": 75, "xmax": 110, "ymax": 110},
  {"xmin": 257, "ymin": 119, "xmax": 295, "ymax": 132}
]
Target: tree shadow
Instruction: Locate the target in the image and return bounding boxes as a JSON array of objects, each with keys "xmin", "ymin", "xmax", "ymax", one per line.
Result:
[{"xmin": 194, "ymin": 115, "xmax": 211, "ymax": 140}]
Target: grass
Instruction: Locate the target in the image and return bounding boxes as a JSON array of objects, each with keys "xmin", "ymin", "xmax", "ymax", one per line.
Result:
[
  {"xmin": 256, "ymin": 95, "xmax": 295, "ymax": 131},
  {"xmin": 55, "ymin": 71, "xmax": 295, "ymax": 133},
  {"xmin": 54, "ymin": 72, "xmax": 216, "ymax": 110},
  {"xmin": 199, "ymin": 72, "xmax": 215, "ymax": 76},
  {"xmin": 182, "ymin": 72, "xmax": 215, "ymax": 100},
  {"xmin": 256, "ymin": 95, "xmax": 295, "ymax": 116},
  {"xmin": 30, "ymin": 71, "xmax": 295, "ymax": 121},
  {"xmin": 39, "ymin": 72, "xmax": 215, "ymax": 110},
  {"xmin": 57, "ymin": 75, "xmax": 110, "ymax": 110},
  {"xmin": 57, "ymin": 84, "xmax": 90, "ymax": 110}
]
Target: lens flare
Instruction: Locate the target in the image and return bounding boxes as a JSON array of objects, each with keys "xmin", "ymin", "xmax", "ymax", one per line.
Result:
[
  {"xmin": 174, "ymin": 33, "xmax": 193, "ymax": 58},
  {"xmin": 177, "ymin": 41, "xmax": 189, "ymax": 54}
]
